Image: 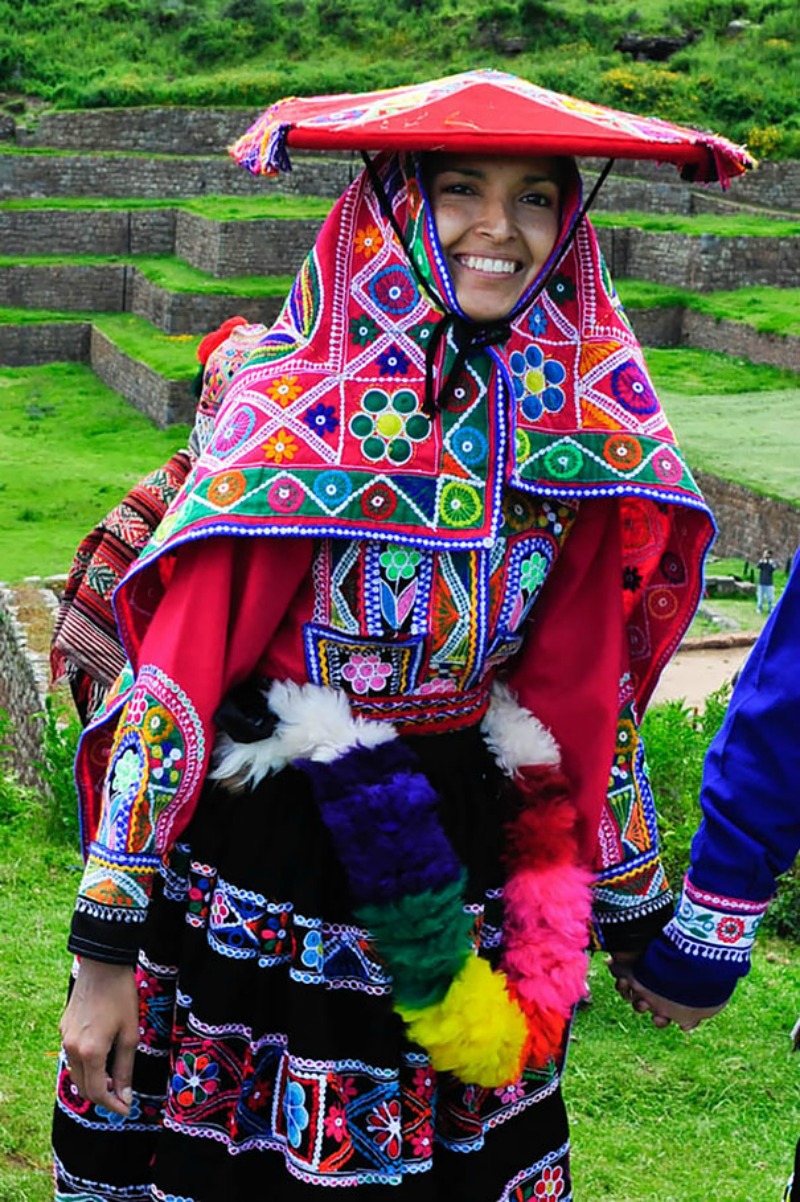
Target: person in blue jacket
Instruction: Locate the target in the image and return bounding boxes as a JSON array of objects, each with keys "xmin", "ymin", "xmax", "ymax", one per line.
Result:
[{"xmin": 612, "ymin": 550, "xmax": 800, "ymax": 1199}]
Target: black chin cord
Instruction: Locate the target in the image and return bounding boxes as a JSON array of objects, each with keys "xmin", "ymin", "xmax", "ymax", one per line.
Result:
[{"xmin": 422, "ymin": 314, "xmax": 511, "ymax": 417}]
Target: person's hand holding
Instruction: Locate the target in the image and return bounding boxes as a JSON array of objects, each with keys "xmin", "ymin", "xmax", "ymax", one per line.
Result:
[
  {"xmin": 60, "ymin": 959, "xmax": 139, "ymax": 1116},
  {"xmin": 608, "ymin": 956, "xmax": 727, "ymax": 1030}
]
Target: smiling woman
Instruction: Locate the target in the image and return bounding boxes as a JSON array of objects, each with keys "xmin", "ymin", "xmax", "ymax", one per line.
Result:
[{"xmin": 51, "ymin": 70, "xmax": 742, "ymax": 1202}]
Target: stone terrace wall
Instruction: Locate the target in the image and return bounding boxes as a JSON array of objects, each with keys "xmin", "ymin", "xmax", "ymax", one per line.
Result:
[
  {"xmin": 682, "ymin": 312, "xmax": 800, "ymax": 372},
  {"xmin": 18, "ymin": 107, "xmax": 263, "ymax": 155},
  {"xmin": 174, "ymin": 212, "xmax": 325, "ymax": 277},
  {"xmin": 129, "ymin": 272, "xmax": 285, "ymax": 334},
  {"xmin": 0, "ymin": 585, "xmax": 48, "ymax": 788},
  {"xmin": 699, "ymin": 470, "xmax": 800, "ymax": 561},
  {"xmin": 595, "ymin": 226, "xmax": 799, "ymax": 290},
  {"xmin": 90, "ymin": 327, "xmax": 195, "ymax": 425},
  {"xmin": 0, "ymin": 263, "xmax": 127, "ymax": 311},
  {"xmin": 588, "ymin": 157, "xmax": 800, "ymax": 213},
  {"xmin": 0, "ymin": 152, "xmax": 355, "ymax": 200},
  {"xmin": 0, "ymin": 207, "xmax": 176, "ymax": 256},
  {"xmin": 0, "ymin": 321, "xmax": 91, "ymax": 366}
]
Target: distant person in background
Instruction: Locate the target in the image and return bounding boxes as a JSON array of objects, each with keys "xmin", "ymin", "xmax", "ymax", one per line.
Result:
[
  {"xmin": 611, "ymin": 550, "xmax": 800, "ymax": 1200},
  {"xmin": 756, "ymin": 546, "xmax": 777, "ymax": 614}
]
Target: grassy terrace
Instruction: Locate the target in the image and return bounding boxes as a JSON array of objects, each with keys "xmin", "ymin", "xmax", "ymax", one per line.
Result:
[
  {"xmin": 0, "ymin": 253, "xmax": 294, "ymax": 297},
  {"xmin": 0, "ymin": 194, "xmax": 336, "ymax": 221},
  {"xmin": 2, "ymin": 195, "xmax": 797, "ymax": 235},
  {"xmin": 617, "ymin": 282, "xmax": 800, "ymax": 338}
]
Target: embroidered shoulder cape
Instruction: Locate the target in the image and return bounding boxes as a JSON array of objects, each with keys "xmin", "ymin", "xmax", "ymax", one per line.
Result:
[{"xmin": 116, "ymin": 152, "xmax": 712, "ymax": 712}]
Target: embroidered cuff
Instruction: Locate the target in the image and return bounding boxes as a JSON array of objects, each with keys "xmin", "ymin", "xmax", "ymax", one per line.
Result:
[{"xmin": 633, "ymin": 878, "xmax": 770, "ymax": 1007}]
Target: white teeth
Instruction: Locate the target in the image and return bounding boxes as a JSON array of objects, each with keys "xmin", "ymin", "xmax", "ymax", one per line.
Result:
[{"xmin": 459, "ymin": 255, "xmax": 518, "ymax": 275}]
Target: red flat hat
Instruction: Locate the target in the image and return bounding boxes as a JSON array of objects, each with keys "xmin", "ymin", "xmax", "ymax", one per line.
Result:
[{"xmin": 230, "ymin": 68, "xmax": 753, "ymax": 187}]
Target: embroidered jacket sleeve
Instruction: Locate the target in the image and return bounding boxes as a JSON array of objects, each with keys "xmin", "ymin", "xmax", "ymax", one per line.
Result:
[
  {"xmin": 69, "ymin": 535, "xmax": 312, "ymax": 965},
  {"xmin": 507, "ymin": 498, "xmax": 673, "ymax": 953},
  {"xmin": 634, "ymin": 558, "xmax": 800, "ymax": 1006}
]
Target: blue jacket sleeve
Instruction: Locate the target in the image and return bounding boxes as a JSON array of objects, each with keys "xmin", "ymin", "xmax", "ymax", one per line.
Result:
[{"xmin": 634, "ymin": 554, "xmax": 800, "ymax": 1006}]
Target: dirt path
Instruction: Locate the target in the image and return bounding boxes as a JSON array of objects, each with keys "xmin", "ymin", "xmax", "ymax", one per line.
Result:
[{"xmin": 651, "ymin": 641, "xmax": 754, "ymax": 710}]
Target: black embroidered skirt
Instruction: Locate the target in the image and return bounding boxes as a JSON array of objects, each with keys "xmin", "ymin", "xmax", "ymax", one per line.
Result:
[{"xmin": 53, "ymin": 727, "xmax": 572, "ymax": 1201}]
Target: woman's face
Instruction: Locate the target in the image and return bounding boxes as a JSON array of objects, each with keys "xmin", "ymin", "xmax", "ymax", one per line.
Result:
[{"xmin": 426, "ymin": 153, "xmax": 561, "ymax": 323}]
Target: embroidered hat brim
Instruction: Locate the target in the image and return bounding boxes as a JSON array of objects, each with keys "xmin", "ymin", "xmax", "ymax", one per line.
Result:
[{"xmin": 230, "ymin": 68, "xmax": 754, "ymax": 187}]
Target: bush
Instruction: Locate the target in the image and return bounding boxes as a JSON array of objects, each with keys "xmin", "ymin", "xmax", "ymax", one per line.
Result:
[
  {"xmin": 641, "ymin": 687, "xmax": 729, "ymax": 887},
  {"xmin": 0, "ymin": 710, "xmax": 35, "ymax": 827},
  {"xmin": 36, "ymin": 696, "xmax": 82, "ymax": 847}
]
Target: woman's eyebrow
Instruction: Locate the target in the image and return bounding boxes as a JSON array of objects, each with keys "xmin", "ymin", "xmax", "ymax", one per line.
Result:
[{"xmin": 437, "ymin": 166, "xmax": 557, "ymax": 185}]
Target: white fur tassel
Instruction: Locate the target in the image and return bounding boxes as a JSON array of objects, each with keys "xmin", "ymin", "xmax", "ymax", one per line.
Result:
[
  {"xmin": 481, "ymin": 681, "xmax": 560, "ymax": 776},
  {"xmin": 210, "ymin": 680, "xmax": 397, "ymax": 791}
]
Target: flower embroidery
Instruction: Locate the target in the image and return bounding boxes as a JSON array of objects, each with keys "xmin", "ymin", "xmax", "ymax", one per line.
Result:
[
  {"xmin": 527, "ymin": 305, "xmax": 549, "ymax": 336},
  {"xmin": 360, "ymin": 483, "xmax": 398, "ymax": 520},
  {"xmin": 409, "ymin": 320, "xmax": 436, "ymax": 349},
  {"xmin": 208, "ymin": 470, "xmax": 246, "ymax": 507},
  {"xmin": 603, "ymin": 433, "xmax": 643, "ymax": 472},
  {"xmin": 451, "ymin": 425, "xmax": 487, "ymax": 467},
  {"xmin": 659, "ymin": 551, "xmax": 686, "ymax": 584},
  {"xmin": 615, "ymin": 718, "xmax": 637, "ymax": 758},
  {"xmin": 267, "ymin": 477, "xmax": 304, "ymax": 514},
  {"xmin": 350, "ymin": 314, "xmax": 379, "ymax": 346},
  {"xmin": 283, "ymin": 1080, "xmax": 310, "ymax": 1149},
  {"xmin": 519, "ymin": 552, "xmax": 548, "ymax": 594},
  {"xmin": 412, "ymin": 1067, "xmax": 436, "ymax": 1099},
  {"xmin": 647, "ymin": 587, "xmax": 679, "ymax": 621},
  {"xmin": 267, "ymin": 375, "xmax": 303, "ymax": 406},
  {"xmin": 380, "ymin": 546, "xmax": 421, "ymax": 582},
  {"xmin": 260, "ymin": 912, "xmax": 290, "ymax": 955},
  {"xmin": 324, "ymin": 1102, "xmax": 349, "ymax": 1143},
  {"xmin": 623, "ymin": 565, "xmax": 643, "ymax": 592},
  {"xmin": 301, "ymin": 928, "xmax": 324, "ymax": 971},
  {"xmin": 171, "ymin": 1051, "xmax": 220, "ymax": 1108},
  {"xmin": 510, "ymin": 345, "xmax": 567, "ymax": 422},
  {"xmin": 652, "ymin": 447, "xmax": 683, "ymax": 484},
  {"xmin": 148, "ymin": 738, "xmax": 185, "ymax": 786},
  {"xmin": 313, "ymin": 470, "xmax": 352, "ymax": 507},
  {"xmin": 543, "ymin": 442, "xmax": 584, "ymax": 480},
  {"xmin": 349, "ymin": 388, "xmax": 430, "ymax": 465},
  {"xmin": 302, "ymin": 402, "xmax": 339, "ymax": 436},
  {"xmin": 417, "ymin": 677, "xmax": 457, "ymax": 695},
  {"xmin": 611, "ymin": 360, "xmax": 659, "ymax": 417},
  {"xmin": 717, "ymin": 916, "xmax": 746, "ymax": 944},
  {"xmin": 533, "ymin": 1164, "xmax": 565, "ymax": 1198},
  {"xmin": 410, "ymin": 1122, "xmax": 434, "ymax": 1157},
  {"xmin": 110, "ymin": 747, "xmax": 142, "ymax": 797},
  {"xmin": 212, "ymin": 405, "xmax": 256, "ymax": 458},
  {"xmin": 341, "ymin": 652, "xmax": 393, "ymax": 695},
  {"xmin": 188, "ymin": 877, "xmax": 211, "ymax": 922},
  {"xmin": 439, "ymin": 480, "xmax": 482, "ymax": 529},
  {"xmin": 366, "ymin": 1098, "xmax": 402, "ymax": 1159},
  {"xmin": 368, "ymin": 265, "xmax": 419, "ymax": 317},
  {"xmin": 547, "ymin": 273, "xmax": 576, "ymax": 304},
  {"xmin": 142, "ymin": 704, "xmax": 174, "ymax": 745},
  {"xmin": 354, "ymin": 224, "xmax": 384, "ymax": 259},
  {"xmin": 376, "ymin": 345, "xmax": 411, "ymax": 377},
  {"xmin": 263, "ymin": 428, "xmax": 299, "ymax": 465},
  {"xmin": 495, "ymin": 1080, "xmax": 525, "ymax": 1104},
  {"xmin": 96, "ymin": 1095, "xmax": 143, "ymax": 1127}
]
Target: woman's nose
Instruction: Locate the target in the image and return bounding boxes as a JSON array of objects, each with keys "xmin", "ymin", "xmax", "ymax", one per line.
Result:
[{"xmin": 476, "ymin": 195, "xmax": 515, "ymax": 239}]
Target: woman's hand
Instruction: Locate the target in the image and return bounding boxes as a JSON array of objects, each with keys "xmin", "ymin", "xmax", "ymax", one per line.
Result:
[
  {"xmin": 60, "ymin": 959, "xmax": 139, "ymax": 1115},
  {"xmin": 608, "ymin": 956, "xmax": 727, "ymax": 1031}
]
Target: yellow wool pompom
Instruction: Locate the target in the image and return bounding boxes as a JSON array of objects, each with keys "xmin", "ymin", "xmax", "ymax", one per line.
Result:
[{"xmin": 398, "ymin": 955, "xmax": 528, "ymax": 1087}]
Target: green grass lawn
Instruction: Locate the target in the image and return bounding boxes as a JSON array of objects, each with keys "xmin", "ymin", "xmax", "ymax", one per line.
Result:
[
  {"xmin": 0, "ymin": 195, "xmax": 335, "ymax": 221},
  {"xmin": 0, "ymin": 363, "xmax": 190, "ymax": 581},
  {"xmin": 568, "ymin": 947, "xmax": 800, "ymax": 1200},
  {"xmin": 0, "ymin": 810, "xmax": 797, "ymax": 1202}
]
